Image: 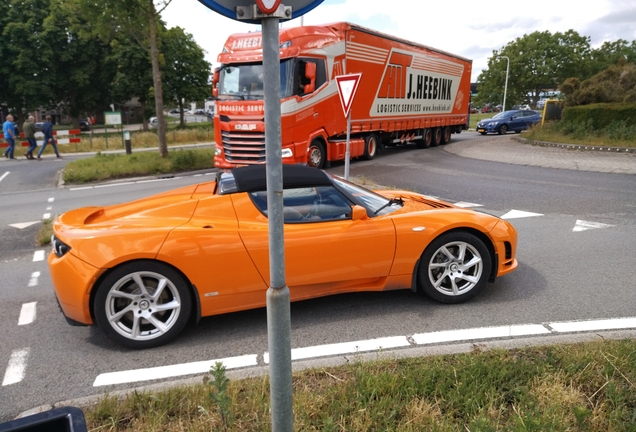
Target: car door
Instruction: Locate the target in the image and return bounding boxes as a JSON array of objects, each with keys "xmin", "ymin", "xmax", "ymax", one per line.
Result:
[
  {"xmin": 233, "ymin": 187, "xmax": 396, "ymax": 300},
  {"xmin": 508, "ymin": 110, "xmax": 525, "ymax": 132}
]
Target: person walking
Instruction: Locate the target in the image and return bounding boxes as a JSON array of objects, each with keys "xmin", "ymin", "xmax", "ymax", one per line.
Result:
[
  {"xmin": 22, "ymin": 115, "xmax": 37, "ymax": 159},
  {"xmin": 2, "ymin": 114, "xmax": 17, "ymax": 159},
  {"xmin": 37, "ymin": 115, "xmax": 61, "ymax": 160}
]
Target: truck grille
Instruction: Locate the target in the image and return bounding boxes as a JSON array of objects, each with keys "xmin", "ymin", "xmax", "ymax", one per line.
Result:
[{"xmin": 221, "ymin": 130, "xmax": 266, "ymax": 164}]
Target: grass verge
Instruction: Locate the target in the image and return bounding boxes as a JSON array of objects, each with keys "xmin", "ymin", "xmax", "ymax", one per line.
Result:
[
  {"xmin": 84, "ymin": 338, "xmax": 636, "ymax": 431},
  {"xmin": 36, "ymin": 218, "xmax": 53, "ymax": 246},
  {"xmin": 62, "ymin": 148, "xmax": 215, "ymax": 184}
]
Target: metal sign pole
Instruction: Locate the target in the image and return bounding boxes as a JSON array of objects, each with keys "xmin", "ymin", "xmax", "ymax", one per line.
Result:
[
  {"xmin": 262, "ymin": 15, "xmax": 294, "ymax": 432},
  {"xmin": 344, "ymin": 111, "xmax": 351, "ymax": 180}
]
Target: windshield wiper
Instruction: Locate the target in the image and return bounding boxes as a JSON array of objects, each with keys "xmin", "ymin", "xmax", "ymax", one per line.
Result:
[{"xmin": 374, "ymin": 196, "xmax": 404, "ymax": 214}]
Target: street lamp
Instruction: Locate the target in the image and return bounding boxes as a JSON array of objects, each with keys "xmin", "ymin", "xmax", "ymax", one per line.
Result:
[{"xmin": 497, "ymin": 56, "xmax": 509, "ymax": 111}]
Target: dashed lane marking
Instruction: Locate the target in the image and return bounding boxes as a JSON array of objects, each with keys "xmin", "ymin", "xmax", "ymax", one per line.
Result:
[
  {"xmin": 573, "ymin": 220, "xmax": 614, "ymax": 232},
  {"xmin": 2, "ymin": 348, "xmax": 30, "ymax": 386},
  {"xmin": 454, "ymin": 201, "xmax": 483, "ymax": 208},
  {"xmin": 0, "ymin": 172, "xmax": 9, "ymax": 182},
  {"xmin": 32, "ymin": 250, "xmax": 45, "ymax": 262},
  {"xmin": 18, "ymin": 302, "xmax": 37, "ymax": 326},
  {"xmin": 47, "ymin": 197, "xmax": 54, "ymax": 203},
  {"xmin": 28, "ymin": 271, "xmax": 40, "ymax": 287}
]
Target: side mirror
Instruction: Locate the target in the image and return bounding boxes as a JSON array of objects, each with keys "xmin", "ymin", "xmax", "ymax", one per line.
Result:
[
  {"xmin": 303, "ymin": 62, "xmax": 316, "ymax": 94},
  {"xmin": 212, "ymin": 69, "xmax": 220, "ymax": 98},
  {"xmin": 351, "ymin": 205, "xmax": 368, "ymax": 221}
]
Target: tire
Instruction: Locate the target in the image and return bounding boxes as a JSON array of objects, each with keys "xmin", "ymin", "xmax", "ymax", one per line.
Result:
[
  {"xmin": 498, "ymin": 124, "xmax": 508, "ymax": 135},
  {"xmin": 416, "ymin": 129, "xmax": 432, "ymax": 149},
  {"xmin": 440, "ymin": 126, "xmax": 452, "ymax": 144},
  {"xmin": 431, "ymin": 127, "xmax": 442, "ymax": 146},
  {"xmin": 418, "ymin": 232, "xmax": 491, "ymax": 304},
  {"xmin": 93, "ymin": 261, "xmax": 193, "ymax": 349},
  {"xmin": 307, "ymin": 139, "xmax": 326, "ymax": 169},
  {"xmin": 362, "ymin": 134, "xmax": 378, "ymax": 160}
]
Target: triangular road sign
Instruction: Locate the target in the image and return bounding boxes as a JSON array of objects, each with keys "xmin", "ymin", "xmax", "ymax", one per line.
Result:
[
  {"xmin": 335, "ymin": 73, "xmax": 362, "ymax": 117},
  {"xmin": 573, "ymin": 220, "xmax": 614, "ymax": 232}
]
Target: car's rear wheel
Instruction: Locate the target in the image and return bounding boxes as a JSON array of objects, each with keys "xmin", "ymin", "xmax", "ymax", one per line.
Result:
[
  {"xmin": 431, "ymin": 127, "xmax": 442, "ymax": 146},
  {"xmin": 93, "ymin": 261, "xmax": 192, "ymax": 349},
  {"xmin": 307, "ymin": 139, "xmax": 326, "ymax": 169},
  {"xmin": 362, "ymin": 134, "xmax": 378, "ymax": 160},
  {"xmin": 498, "ymin": 124, "xmax": 508, "ymax": 135},
  {"xmin": 416, "ymin": 129, "xmax": 432, "ymax": 148},
  {"xmin": 418, "ymin": 232, "xmax": 491, "ymax": 304}
]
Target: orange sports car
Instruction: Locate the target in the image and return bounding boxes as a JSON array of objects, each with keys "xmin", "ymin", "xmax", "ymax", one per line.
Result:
[{"xmin": 49, "ymin": 165, "xmax": 518, "ymax": 349}]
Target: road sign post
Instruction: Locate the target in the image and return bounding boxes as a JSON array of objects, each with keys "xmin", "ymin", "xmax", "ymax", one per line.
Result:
[
  {"xmin": 194, "ymin": 1, "xmax": 324, "ymax": 431},
  {"xmin": 335, "ymin": 73, "xmax": 361, "ymax": 180}
]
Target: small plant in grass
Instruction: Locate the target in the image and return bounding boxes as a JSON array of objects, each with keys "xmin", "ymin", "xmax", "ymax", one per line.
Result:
[
  {"xmin": 36, "ymin": 218, "xmax": 53, "ymax": 246},
  {"xmin": 204, "ymin": 361, "xmax": 233, "ymax": 430}
]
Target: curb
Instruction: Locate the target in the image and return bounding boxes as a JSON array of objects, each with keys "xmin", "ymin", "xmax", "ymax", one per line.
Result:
[{"xmin": 511, "ymin": 136, "xmax": 635, "ymax": 154}]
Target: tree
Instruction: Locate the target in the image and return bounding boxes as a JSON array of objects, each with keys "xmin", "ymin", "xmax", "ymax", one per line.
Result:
[
  {"xmin": 161, "ymin": 27, "xmax": 211, "ymax": 128},
  {"xmin": 560, "ymin": 60, "xmax": 636, "ymax": 105},
  {"xmin": 475, "ymin": 30, "xmax": 592, "ymax": 109},
  {"xmin": 589, "ymin": 39, "xmax": 636, "ymax": 75},
  {"xmin": 73, "ymin": 0, "xmax": 173, "ymax": 157}
]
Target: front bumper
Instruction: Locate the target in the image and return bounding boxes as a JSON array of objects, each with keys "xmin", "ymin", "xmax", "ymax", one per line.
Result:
[{"xmin": 48, "ymin": 250, "xmax": 104, "ymax": 326}]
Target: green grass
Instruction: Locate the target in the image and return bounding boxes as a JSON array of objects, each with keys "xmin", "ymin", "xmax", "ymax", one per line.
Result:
[
  {"xmin": 62, "ymin": 148, "xmax": 215, "ymax": 184},
  {"xmin": 83, "ymin": 338, "xmax": 636, "ymax": 431}
]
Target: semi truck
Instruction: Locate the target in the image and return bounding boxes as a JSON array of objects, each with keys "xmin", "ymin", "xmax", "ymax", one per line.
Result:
[{"xmin": 212, "ymin": 22, "xmax": 472, "ymax": 169}]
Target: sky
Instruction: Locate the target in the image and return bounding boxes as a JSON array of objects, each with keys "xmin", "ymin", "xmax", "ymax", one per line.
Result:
[{"xmin": 162, "ymin": 0, "xmax": 636, "ymax": 82}]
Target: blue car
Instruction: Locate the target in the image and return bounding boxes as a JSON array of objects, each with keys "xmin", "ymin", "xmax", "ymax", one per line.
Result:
[{"xmin": 476, "ymin": 110, "xmax": 542, "ymax": 135}]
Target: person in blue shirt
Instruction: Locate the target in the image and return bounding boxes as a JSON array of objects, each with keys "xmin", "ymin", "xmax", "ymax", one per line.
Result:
[
  {"xmin": 3, "ymin": 114, "xmax": 17, "ymax": 159},
  {"xmin": 37, "ymin": 115, "xmax": 61, "ymax": 160}
]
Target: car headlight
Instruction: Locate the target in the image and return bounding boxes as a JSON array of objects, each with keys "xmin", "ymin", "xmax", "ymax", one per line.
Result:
[
  {"xmin": 51, "ymin": 235, "xmax": 71, "ymax": 257},
  {"xmin": 491, "ymin": 121, "xmax": 499, "ymax": 126}
]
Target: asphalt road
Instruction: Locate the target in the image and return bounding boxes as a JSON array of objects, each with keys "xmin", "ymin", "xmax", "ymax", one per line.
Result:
[{"xmin": 0, "ymin": 133, "xmax": 635, "ymax": 421}]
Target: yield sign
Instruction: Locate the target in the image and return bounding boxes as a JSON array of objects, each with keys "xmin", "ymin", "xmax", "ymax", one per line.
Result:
[{"xmin": 335, "ymin": 73, "xmax": 362, "ymax": 117}]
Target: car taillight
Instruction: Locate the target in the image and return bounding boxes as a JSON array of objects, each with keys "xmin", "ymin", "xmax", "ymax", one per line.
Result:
[{"xmin": 51, "ymin": 235, "xmax": 71, "ymax": 257}]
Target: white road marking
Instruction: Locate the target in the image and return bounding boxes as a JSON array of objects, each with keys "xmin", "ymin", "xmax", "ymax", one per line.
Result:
[
  {"xmin": 42, "ymin": 213, "xmax": 51, "ymax": 220},
  {"xmin": 0, "ymin": 172, "xmax": 9, "ymax": 182},
  {"xmin": 48, "ymin": 198, "xmax": 54, "ymax": 203},
  {"xmin": 549, "ymin": 317, "xmax": 636, "ymax": 333},
  {"xmin": 8, "ymin": 222, "xmax": 39, "ymax": 229},
  {"xmin": 501, "ymin": 209, "xmax": 544, "ymax": 219},
  {"xmin": 18, "ymin": 302, "xmax": 37, "ymax": 325},
  {"xmin": 264, "ymin": 336, "xmax": 411, "ymax": 363},
  {"xmin": 93, "ymin": 354, "xmax": 258, "ymax": 387},
  {"xmin": 28, "ymin": 271, "xmax": 40, "ymax": 287},
  {"xmin": 46, "ymin": 206, "xmax": 52, "ymax": 210},
  {"xmin": 32, "ymin": 250, "xmax": 45, "ymax": 262},
  {"xmin": 2, "ymin": 349, "xmax": 30, "ymax": 386},
  {"xmin": 412, "ymin": 324, "xmax": 550, "ymax": 345},
  {"xmin": 573, "ymin": 220, "xmax": 614, "ymax": 232},
  {"xmin": 454, "ymin": 201, "xmax": 483, "ymax": 208},
  {"xmin": 94, "ymin": 182, "xmax": 135, "ymax": 188}
]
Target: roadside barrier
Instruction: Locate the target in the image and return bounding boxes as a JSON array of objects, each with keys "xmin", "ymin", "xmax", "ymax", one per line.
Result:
[{"xmin": 0, "ymin": 129, "xmax": 82, "ymax": 148}]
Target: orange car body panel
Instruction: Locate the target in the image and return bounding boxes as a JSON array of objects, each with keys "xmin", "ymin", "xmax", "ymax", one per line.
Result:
[{"xmin": 214, "ymin": 22, "xmax": 472, "ymax": 168}]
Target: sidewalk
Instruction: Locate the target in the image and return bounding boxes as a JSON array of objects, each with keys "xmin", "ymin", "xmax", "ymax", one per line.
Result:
[{"xmin": 444, "ymin": 135, "xmax": 636, "ymax": 175}]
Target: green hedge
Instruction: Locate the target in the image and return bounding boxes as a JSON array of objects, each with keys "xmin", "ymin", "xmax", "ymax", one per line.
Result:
[{"xmin": 562, "ymin": 103, "xmax": 636, "ymax": 129}]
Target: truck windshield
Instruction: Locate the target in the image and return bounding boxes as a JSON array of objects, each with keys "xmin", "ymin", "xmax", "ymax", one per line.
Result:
[{"xmin": 218, "ymin": 59, "xmax": 295, "ymax": 100}]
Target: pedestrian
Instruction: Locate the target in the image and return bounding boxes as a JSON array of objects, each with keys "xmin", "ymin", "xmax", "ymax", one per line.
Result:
[
  {"xmin": 2, "ymin": 114, "xmax": 17, "ymax": 159},
  {"xmin": 37, "ymin": 115, "xmax": 61, "ymax": 160},
  {"xmin": 22, "ymin": 115, "xmax": 37, "ymax": 160}
]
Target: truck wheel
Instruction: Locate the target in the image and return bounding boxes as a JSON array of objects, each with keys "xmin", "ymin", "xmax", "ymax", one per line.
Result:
[
  {"xmin": 307, "ymin": 140, "xmax": 326, "ymax": 169},
  {"xmin": 431, "ymin": 128, "xmax": 442, "ymax": 146},
  {"xmin": 416, "ymin": 129, "xmax": 432, "ymax": 149},
  {"xmin": 440, "ymin": 127, "xmax": 452, "ymax": 144},
  {"xmin": 362, "ymin": 134, "xmax": 378, "ymax": 160}
]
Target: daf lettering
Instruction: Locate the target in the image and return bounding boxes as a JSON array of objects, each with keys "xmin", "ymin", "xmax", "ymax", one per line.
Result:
[{"xmin": 235, "ymin": 124, "xmax": 257, "ymax": 131}]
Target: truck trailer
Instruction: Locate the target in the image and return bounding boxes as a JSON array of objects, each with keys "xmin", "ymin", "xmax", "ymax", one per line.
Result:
[{"xmin": 212, "ymin": 22, "xmax": 472, "ymax": 169}]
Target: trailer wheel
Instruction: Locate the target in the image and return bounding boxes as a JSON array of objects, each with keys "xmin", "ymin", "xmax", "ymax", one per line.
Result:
[
  {"xmin": 440, "ymin": 127, "xmax": 452, "ymax": 144},
  {"xmin": 362, "ymin": 134, "xmax": 378, "ymax": 160},
  {"xmin": 431, "ymin": 127, "xmax": 442, "ymax": 146},
  {"xmin": 307, "ymin": 139, "xmax": 326, "ymax": 169},
  {"xmin": 416, "ymin": 129, "xmax": 432, "ymax": 149}
]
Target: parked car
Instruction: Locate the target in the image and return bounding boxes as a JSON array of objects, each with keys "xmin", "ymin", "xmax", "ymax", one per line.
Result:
[
  {"xmin": 148, "ymin": 116, "xmax": 158, "ymax": 128},
  {"xmin": 48, "ymin": 164, "xmax": 518, "ymax": 349},
  {"xmin": 79, "ymin": 119, "xmax": 91, "ymax": 131},
  {"xmin": 193, "ymin": 109, "xmax": 206, "ymax": 115},
  {"xmin": 476, "ymin": 110, "xmax": 542, "ymax": 135},
  {"xmin": 168, "ymin": 109, "xmax": 180, "ymax": 114},
  {"xmin": 35, "ymin": 122, "xmax": 43, "ymax": 131}
]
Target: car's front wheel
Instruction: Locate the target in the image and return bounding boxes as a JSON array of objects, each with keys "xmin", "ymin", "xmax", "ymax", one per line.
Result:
[
  {"xmin": 93, "ymin": 261, "xmax": 193, "ymax": 349},
  {"xmin": 418, "ymin": 232, "xmax": 491, "ymax": 304},
  {"xmin": 498, "ymin": 124, "xmax": 508, "ymax": 135}
]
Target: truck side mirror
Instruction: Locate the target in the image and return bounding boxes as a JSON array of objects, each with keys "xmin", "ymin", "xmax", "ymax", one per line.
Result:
[
  {"xmin": 303, "ymin": 62, "xmax": 316, "ymax": 94},
  {"xmin": 212, "ymin": 69, "xmax": 220, "ymax": 98}
]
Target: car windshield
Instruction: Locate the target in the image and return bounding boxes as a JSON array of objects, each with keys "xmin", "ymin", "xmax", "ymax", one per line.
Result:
[
  {"xmin": 217, "ymin": 59, "xmax": 296, "ymax": 100},
  {"xmin": 330, "ymin": 175, "xmax": 399, "ymax": 217},
  {"xmin": 492, "ymin": 110, "xmax": 517, "ymax": 119}
]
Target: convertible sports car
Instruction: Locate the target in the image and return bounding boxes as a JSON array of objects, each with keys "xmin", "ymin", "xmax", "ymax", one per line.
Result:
[{"xmin": 49, "ymin": 165, "xmax": 518, "ymax": 349}]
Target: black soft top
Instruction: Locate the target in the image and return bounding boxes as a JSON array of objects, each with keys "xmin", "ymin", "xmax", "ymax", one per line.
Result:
[{"xmin": 219, "ymin": 164, "xmax": 332, "ymax": 194}]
